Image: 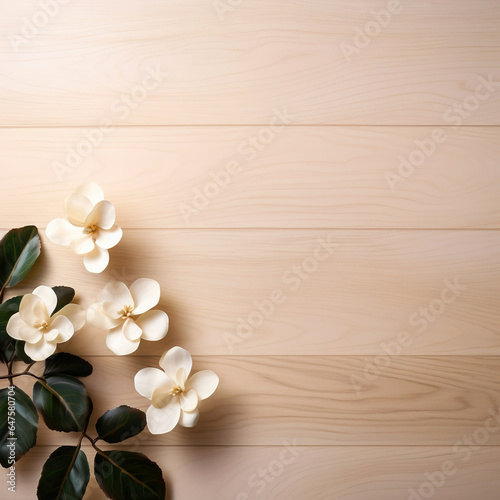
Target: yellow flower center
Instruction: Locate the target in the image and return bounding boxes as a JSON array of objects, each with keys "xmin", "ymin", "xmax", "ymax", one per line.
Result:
[
  {"xmin": 36, "ymin": 321, "xmax": 49, "ymax": 331},
  {"xmin": 82, "ymin": 224, "xmax": 98, "ymax": 235},
  {"xmin": 118, "ymin": 305, "xmax": 134, "ymax": 320},
  {"xmin": 170, "ymin": 386, "xmax": 183, "ymax": 397}
]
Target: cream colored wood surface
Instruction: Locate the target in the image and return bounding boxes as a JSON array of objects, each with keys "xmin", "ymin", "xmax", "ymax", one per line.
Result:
[
  {"xmin": 3, "ymin": 229, "xmax": 499, "ymax": 356},
  {"xmin": 0, "ymin": 2, "xmax": 499, "ymax": 125},
  {"xmin": 11, "ymin": 356, "xmax": 500, "ymax": 447},
  {"xmin": 1, "ymin": 0, "xmax": 499, "ymax": 499},
  {"xmin": 0, "ymin": 127, "xmax": 499, "ymax": 229},
  {"xmin": 14, "ymin": 445, "xmax": 500, "ymax": 500}
]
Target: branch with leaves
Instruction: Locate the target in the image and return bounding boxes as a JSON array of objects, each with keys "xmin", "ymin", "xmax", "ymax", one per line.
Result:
[{"xmin": 0, "ymin": 183, "xmax": 219, "ymax": 500}]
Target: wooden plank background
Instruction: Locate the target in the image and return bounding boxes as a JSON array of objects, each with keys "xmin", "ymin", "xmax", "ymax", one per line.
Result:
[{"xmin": 0, "ymin": 0, "xmax": 499, "ymax": 499}]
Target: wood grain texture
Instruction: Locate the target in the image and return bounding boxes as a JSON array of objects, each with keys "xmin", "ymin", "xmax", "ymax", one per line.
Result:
[
  {"xmin": 13, "ymin": 445, "xmax": 500, "ymax": 500},
  {"xmin": 1, "ymin": 0, "xmax": 499, "ymax": 498},
  {"xmin": 9, "ymin": 356, "xmax": 500, "ymax": 447},
  {"xmin": 0, "ymin": 127, "xmax": 499, "ymax": 229},
  {"xmin": 0, "ymin": 2, "xmax": 499, "ymax": 125},
  {"xmin": 3, "ymin": 229, "xmax": 498, "ymax": 356}
]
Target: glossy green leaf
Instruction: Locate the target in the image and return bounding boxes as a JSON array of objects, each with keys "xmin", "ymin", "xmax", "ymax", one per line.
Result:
[
  {"xmin": 0, "ymin": 295, "xmax": 22, "ymax": 330},
  {"xmin": 43, "ymin": 353, "xmax": 93, "ymax": 378},
  {"xmin": 52, "ymin": 286, "xmax": 75, "ymax": 314},
  {"xmin": 94, "ymin": 451, "xmax": 166, "ymax": 500},
  {"xmin": 0, "ymin": 226, "xmax": 40, "ymax": 293},
  {"xmin": 0, "ymin": 296, "xmax": 22, "ymax": 364},
  {"xmin": 96, "ymin": 406, "xmax": 146, "ymax": 444},
  {"xmin": 0, "ymin": 386, "xmax": 38, "ymax": 468},
  {"xmin": 33, "ymin": 375, "xmax": 92, "ymax": 433},
  {"xmin": 37, "ymin": 445, "xmax": 90, "ymax": 500}
]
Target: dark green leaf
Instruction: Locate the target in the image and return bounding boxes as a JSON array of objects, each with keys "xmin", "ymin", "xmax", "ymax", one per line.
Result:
[
  {"xmin": 0, "ymin": 295, "xmax": 22, "ymax": 330},
  {"xmin": 44, "ymin": 353, "xmax": 93, "ymax": 378},
  {"xmin": 96, "ymin": 406, "xmax": 146, "ymax": 444},
  {"xmin": 95, "ymin": 450, "xmax": 165, "ymax": 500},
  {"xmin": 52, "ymin": 286, "xmax": 75, "ymax": 314},
  {"xmin": 0, "ymin": 386, "xmax": 38, "ymax": 468},
  {"xmin": 37, "ymin": 445, "xmax": 90, "ymax": 500},
  {"xmin": 0, "ymin": 226, "xmax": 40, "ymax": 293},
  {"xmin": 0, "ymin": 332, "xmax": 15, "ymax": 365},
  {"xmin": 0, "ymin": 296, "xmax": 23, "ymax": 363},
  {"xmin": 33, "ymin": 375, "xmax": 92, "ymax": 433}
]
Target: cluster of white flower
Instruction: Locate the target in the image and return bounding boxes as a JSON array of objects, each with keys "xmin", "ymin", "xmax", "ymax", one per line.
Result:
[{"xmin": 7, "ymin": 182, "xmax": 218, "ymax": 434}]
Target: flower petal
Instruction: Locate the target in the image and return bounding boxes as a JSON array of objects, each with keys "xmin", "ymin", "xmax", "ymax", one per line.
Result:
[
  {"xmin": 101, "ymin": 281, "xmax": 134, "ymax": 318},
  {"xmin": 186, "ymin": 370, "xmax": 219, "ymax": 400},
  {"xmin": 106, "ymin": 326, "xmax": 140, "ymax": 355},
  {"xmin": 176, "ymin": 368, "xmax": 187, "ymax": 389},
  {"xmin": 33, "ymin": 286, "xmax": 57, "ymax": 316},
  {"xmin": 129, "ymin": 278, "xmax": 161, "ymax": 315},
  {"xmin": 151, "ymin": 386, "xmax": 174, "ymax": 409},
  {"xmin": 6, "ymin": 313, "xmax": 25, "ymax": 340},
  {"xmin": 180, "ymin": 389, "xmax": 199, "ymax": 412},
  {"xmin": 134, "ymin": 367, "xmax": 171, "ymax": 399},
  {"xmin": 24, "ymin": 337, "xmax": 57, "ymax": 362},
  {"xmin": 95, "ymin": 225, "xmax": 122, "ymax": 250},
  {"xmin": 75, "ymin": 182, "xmax": 104, "ymax": 205},
  {"xmin": 122, "ymin": 318, "xmax": 143, "ymax": 341},
  {"xmin": 85, "ymin": 200, "xmax": 116, "ymax": 230},
  {"xmin": 45, "ymin": 218, "xmax": 80, "ymax": 246},
  {"xmin": 6, "ymin": 313, "xmax": 42, "ymax": 342},
  {"xmin": 54, "ymin": 304, "xmax": 86, "ymax": 332},
  {"xmin": 19, "ymin": 294, "xmax": 48, "ymax": 326},
  {"xmin": 179, "ymin": 409, "xmax": 200, "ymax": 428},
  {"xmin": 159, "ymin": 346, "xmax": 192, "ymax": 382},
  {"xmin": 87, "ymin": 302, "xmax": 122, "ymax": 330},
  {"xmin": 83, "ymin": 246, "xmax": 109, "ymax": 274},
  {"xmin": 146, "ymin": 400, "xmax": 181, "ymax": 434},
  {"xmin": 45, "ymin": 315, "xmax": 74, "ymax": 343},
  {"xmin": 135, "ymin": 310, "xmax": 168, "ymax": 342},
  {"xmin": 64, "ymin": 192, "xmax": 94, "ymax": 226},
  {"xmin": 70, "ymin": 233, "xmax": 95, "ymax": 255}
]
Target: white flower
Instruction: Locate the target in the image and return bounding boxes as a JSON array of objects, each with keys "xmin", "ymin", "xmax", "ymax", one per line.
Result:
[
  {"xmin": 45, "ymin": 182, "xmax": 122, "ymax": 273},
  {"xmin": 6, "ymin": 286, "xmax": 86, "ymax": 361},
  {"xmin": 87, "ymin": 278, "xmax": 169, "ymax": 356},
  {"xmin": 134, "ymin": 347, "xmax": 219, "ymax": 434}
]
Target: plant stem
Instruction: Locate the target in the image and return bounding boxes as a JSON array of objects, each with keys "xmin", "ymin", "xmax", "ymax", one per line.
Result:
[
  {"xmin": 0, "ymin": 363, "xmax": 40, "ymax": 382},
  {"xmin": 83, "ymin": 432, "xmax": 99, "ymax": 447},
  {"xmin": 7, "ymin": 358, "xmax": 14, "ymax": 386}
]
